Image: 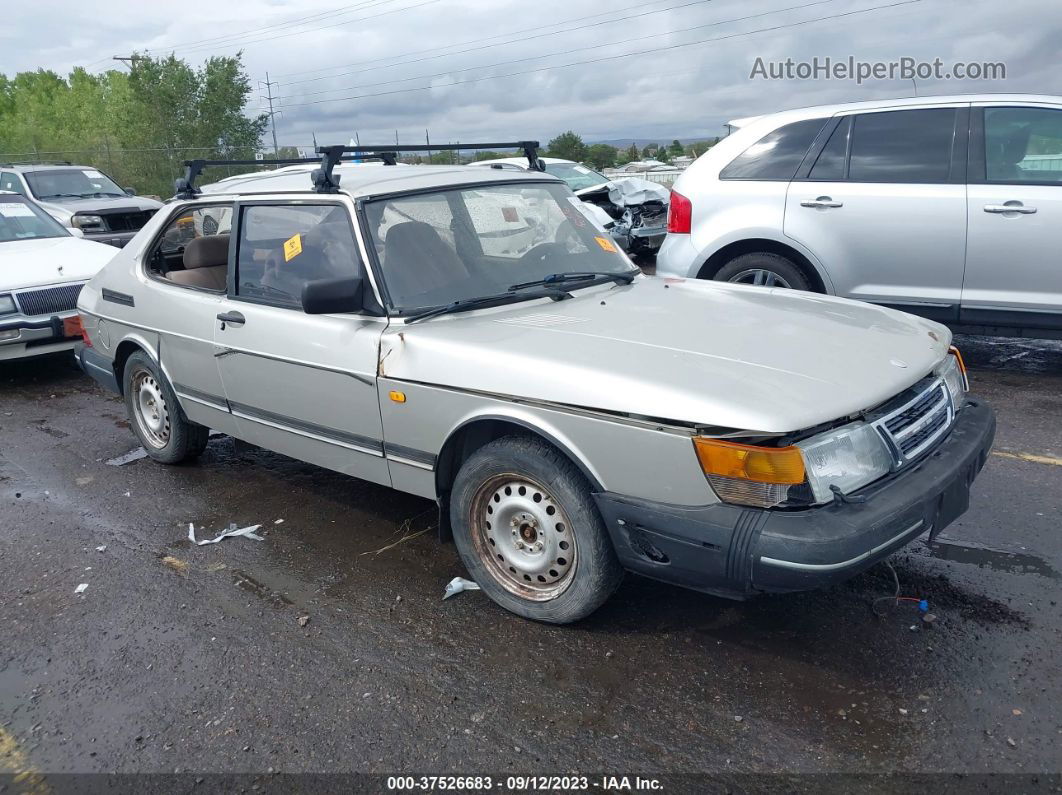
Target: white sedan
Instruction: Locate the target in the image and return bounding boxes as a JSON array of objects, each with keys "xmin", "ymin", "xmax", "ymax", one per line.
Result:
[{"xmin": 0, "ymin": 192, "xmax": 117, "ymax": 361}]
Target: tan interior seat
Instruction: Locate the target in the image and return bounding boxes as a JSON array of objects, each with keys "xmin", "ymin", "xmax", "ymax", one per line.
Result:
[{"xmin": 168, "ymin": 234, "xmax": 229, "ymax": 291}]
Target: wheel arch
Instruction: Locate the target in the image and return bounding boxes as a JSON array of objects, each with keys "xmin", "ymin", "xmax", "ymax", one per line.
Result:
[
  {"xmin": 433, "ymin": 414, "xmax": 606, "ymax": 541},
  {"xmin": 696, "ymin": 238, "xmax": 829, "ymax": 293},
  {"xmin": 112, "ymin": 336, "xmax": 158, "ymax": 395}
]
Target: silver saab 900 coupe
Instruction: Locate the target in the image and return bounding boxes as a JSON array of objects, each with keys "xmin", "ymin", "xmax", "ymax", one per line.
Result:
[{"xmin": 75, "ymin": 143, "xmax": 995, "ymax": 623}]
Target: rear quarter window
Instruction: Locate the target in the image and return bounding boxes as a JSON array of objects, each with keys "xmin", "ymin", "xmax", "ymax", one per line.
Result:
[{"xmin": 720, "ymin": 118, "xmax": 828, "ymax": 180}]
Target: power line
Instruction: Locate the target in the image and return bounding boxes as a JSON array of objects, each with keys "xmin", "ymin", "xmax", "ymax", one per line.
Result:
[
  {"xmin": 142, "ymin": 0, "xmax": 399, "ymax": 55},
  {"xmin": 276, "ymin": 0, "xmax": 922, "ymax": 108},
  {"xmin": 162, "ymin": 0, "xmax": 442, "ymax": 57},
  {"xmin": 275, "ymin": 0, "xmax": 836, "ymax": 101},
  {"xmin": 279, "ymin": 0, "xmax": 716, "ymax": 88},
  {"xmin": 274, "ymin": 0, "xmax": 701, "ymax": 81}
]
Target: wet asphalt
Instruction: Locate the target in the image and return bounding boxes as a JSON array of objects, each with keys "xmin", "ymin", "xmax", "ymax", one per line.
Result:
[{"xmin": 0, "ymin": 333, "xmax": 1060, "ymax": 787}]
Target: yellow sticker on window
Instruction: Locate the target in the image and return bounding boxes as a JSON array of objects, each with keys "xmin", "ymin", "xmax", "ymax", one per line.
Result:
[
  {"xmin": 283, "ymin": 233, "xmax": 303, "ymax": 262},
  {"xmin": 594, "ymin": 236, "xmax": 618, "ymax": 253}
]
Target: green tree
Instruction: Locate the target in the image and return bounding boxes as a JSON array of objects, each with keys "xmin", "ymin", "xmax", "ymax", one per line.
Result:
[
  {"xmin": 641, "ymin": 143, "xmax": 654, "ymax": 159},
  {"xmin": 0, "ymin": 53, "xmax": 266, "ymax": 197},
  {"xmin": 547, "ymin": 130, "xmax": 587, "ymax": 162},
  {"xmin": 584, "ymin": 143, "xmax": 617, "ymax": 170},
  {"xmin": 669, "ymin": 139, "xmax": 685, "ymax": 157},
  {"xmin": 625, "ymin": 142, "xmax": 639, "ymax": 162}
]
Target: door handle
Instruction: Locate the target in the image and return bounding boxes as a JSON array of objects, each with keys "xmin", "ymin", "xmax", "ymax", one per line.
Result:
[
  {"xmin": 800, "ymin": 196, "xmax": 843, "ymax": 209},
  {"xmin": 217, "ymin": 311, "xmax": 245, "ymax": 329},
  {"xmin": 984, "ymin": 202, "xmax": 1037, "ymax": 215}
]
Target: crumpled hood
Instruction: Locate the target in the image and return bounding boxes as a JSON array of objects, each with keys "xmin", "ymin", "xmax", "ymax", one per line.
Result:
[
  {"xmin": 381, "ymin": 277, "xmax": 952, "ymax": 433},
  {"xmin": 2, "ymin": 236, "xmax": 117, "ymax": 292},
  {"xmin": 37, "ymin": 195, "xmax": 162, "ymax": 223}
]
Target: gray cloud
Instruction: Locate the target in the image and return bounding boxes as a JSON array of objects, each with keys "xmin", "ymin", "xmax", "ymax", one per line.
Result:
[{"xmin": 4, "ymin": 0, "xmax": 1060, "ymax": 147}]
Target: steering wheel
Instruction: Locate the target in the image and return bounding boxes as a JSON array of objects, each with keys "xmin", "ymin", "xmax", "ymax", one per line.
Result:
[{"xmin": 518, "ymin": 242, "xmax": 572, "ymax": 268}]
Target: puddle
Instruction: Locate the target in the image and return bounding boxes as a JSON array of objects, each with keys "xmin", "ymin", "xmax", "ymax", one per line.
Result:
[
  {"xmin": 928, "ymin": 539, "xmax": 1059, "ymax": 580},
  {"xmin": 232, "ymin": 569, "xmax": 294, "ymax": 608}
]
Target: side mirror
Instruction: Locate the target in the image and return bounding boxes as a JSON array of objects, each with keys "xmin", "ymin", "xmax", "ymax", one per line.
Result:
[
  {"xmin": 302, "ymin": 277, "xmax": 364, "ymax": 315},
  {"xmin": 68, "ymin": 227, "xmax": 85, "ymax": 238},
  {"xmin": 124, "ymin": 187, "xmax": 137, "ymax": 195}
]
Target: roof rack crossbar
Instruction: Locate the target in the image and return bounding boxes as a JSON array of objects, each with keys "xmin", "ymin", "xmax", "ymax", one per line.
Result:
[
  {"xmin": 174, "ymin": 157, "xmax": 322, "ymax": 199},
  {"xmin": 310, "ymin": 140, "xmax": 543, "ymax": 193}
]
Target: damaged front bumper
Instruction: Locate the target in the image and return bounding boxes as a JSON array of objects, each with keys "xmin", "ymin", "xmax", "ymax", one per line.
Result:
[
  {"xmin": 593, "ymin": 398, "xmax": 996, "ymax": 599},
  {"xmin": 0, "ymin": 313, "xmax": 81, "ymax": 360}
]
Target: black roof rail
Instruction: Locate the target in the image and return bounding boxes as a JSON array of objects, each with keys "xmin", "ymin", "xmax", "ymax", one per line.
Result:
[
  {"xmin": 173, "ymin": 153, "xmax": 404, "ymax": 199},
  {"xmin": 174, "ymin": 157, "xmax": 321, "ymax": 200},
  {"xmin": 311, "ymin": 140, "xmax": 543, "ymax": 194}
]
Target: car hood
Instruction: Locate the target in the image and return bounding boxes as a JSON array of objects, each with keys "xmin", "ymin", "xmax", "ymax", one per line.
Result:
[
  {"xmin": 380, "ymin": 277, "xmax": 952, "ymax": 433},
  {"xmin": 2, "ymin": 236, "xmax": 117, "ymax": 292},
  {"xmin": 36, "ymin": 195, "xmax": 162, "ymax": 221}
]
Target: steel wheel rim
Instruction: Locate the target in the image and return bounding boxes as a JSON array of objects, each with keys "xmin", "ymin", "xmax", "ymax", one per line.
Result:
[
  {"xmin": 728, "ymin": 268, "xmax": 792, "ymax": 288},
  {"xmin": 132, "ymin": 369, "xmax": 171, "ymax": 449},
  {"xmin": 469, "ymin": 473, "xmax": 577, "ymax": 601}
]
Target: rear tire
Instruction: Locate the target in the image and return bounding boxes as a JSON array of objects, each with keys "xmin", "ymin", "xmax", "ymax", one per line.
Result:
[
  {"xmin": 450, "ymin": 436, "xmax": 623, "ymax": 623},
  {"xmin": 123, "ymin": 351, "xmax": 209, "ymax": 464},
  {"xmin": 713, "ymin": 252, "xmax": 811, "ymax": 291}
]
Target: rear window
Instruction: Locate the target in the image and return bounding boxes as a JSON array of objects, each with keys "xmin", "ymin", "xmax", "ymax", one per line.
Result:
[
  {"xmin": 0, "ymin": 198, "xmax": 69, "ymax": 241},
  {"xmin": 720, "ymin": 118, "xmax": 827, "ymax": 180}
]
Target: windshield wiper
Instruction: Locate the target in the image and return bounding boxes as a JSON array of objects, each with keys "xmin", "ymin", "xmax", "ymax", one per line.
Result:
[
  {"xmin": 82, "ymin": 192, "xmax": 126, "ymax": 198},
  {"xmin": 404, "ymin": 288, "xmax": 570, "ymax": 324},
  {"xmin": 509, "ymin": 270, "xmax": 637, "ymax": 292},
  {"xmin": 38, "ymin": 193, "xmax": 82, "ymax": 199}
]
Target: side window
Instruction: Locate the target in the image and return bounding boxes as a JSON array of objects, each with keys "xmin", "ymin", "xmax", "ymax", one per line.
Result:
[
  {"xmin": 0, "ymin": 172, "xmax": 25, "ymax": 194},
  {"xmin": 147, "ymin": 205, "xmax": 233, "ymax": 291},
  {"xmin": 984, "ymin": 107, "xmax": 1062, "ymax": 184},
  {"xmin": 808, "ymin": 117, "xmax": 851, "ymax": 180},
  {"xmin": 847, "ymin": 109, "xmax": 956, "ymax": 183},
  {"xmin": 719, "ymin": 118, "xmax": 828, "ymax": 180},
  {"xmin": 236, "ymin": 204, "xmax": 360, "ymax": 308}
]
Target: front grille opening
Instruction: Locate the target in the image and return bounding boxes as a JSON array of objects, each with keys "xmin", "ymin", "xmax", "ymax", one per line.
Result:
[
  {"xmin": 14, "ymin": 283, "xmax": 84, "ymax": 316},
  {"xmin": 899, "ymin": 406, "xmax": 949, "ymax": 455}
]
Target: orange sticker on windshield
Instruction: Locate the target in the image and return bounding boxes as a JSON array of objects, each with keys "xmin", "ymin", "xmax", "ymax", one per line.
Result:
[
  {"xmin": 501, "ymin": 207, "xmax": 519, "ymax": 222},
  {"xmin": 594, "ymin": 236, "xmax": 618, "ymax": 253},
  {"xmin": 283, "ymin": 233, "xmax": 302, "ymax": 262}
]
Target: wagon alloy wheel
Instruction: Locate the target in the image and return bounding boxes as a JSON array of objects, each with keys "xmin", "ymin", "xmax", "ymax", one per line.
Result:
[
  {"xmin": 727, "ymin": 268, "xmax": 793, "ymax": 288},
  {"xmin": 132, "ymin": 370, "xmax": 171, "ymax": 449},
  {"xmin": 470, "ymin": 474, "xmax": 577, "ymax": 601}
]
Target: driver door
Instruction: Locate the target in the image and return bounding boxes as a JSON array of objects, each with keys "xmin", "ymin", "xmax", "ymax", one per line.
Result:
[{"xmin": 213, "ymin": 197, "xmax": 390, "ymax": 486}]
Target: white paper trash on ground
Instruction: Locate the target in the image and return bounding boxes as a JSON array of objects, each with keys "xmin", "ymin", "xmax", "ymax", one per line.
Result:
[
  {"xmin": 187, "ymin": 522, "xmax": 264, "ymax": 546},
  {"xmin": 443, "ymin": 577, "xmax": 481, "ymax": 600}
]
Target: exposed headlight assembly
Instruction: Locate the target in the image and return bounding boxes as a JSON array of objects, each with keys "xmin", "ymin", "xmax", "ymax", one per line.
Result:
[
  {"xmin": 796, "ymin": 421, "xmax": 894, "ymax": 505},
  {"xmin": 72, "ymin": 214, "xmax": 104, "ymax": 229},
  {"xmin": 0, "ymin": 294, "xmax": 16, "ymax": 315},
  {"xmin": 938, "ymin": 346, "xmax": 968, "ymax": 412}
]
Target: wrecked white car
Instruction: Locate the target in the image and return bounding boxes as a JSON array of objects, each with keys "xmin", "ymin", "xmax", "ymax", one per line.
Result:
[
  {"xmin": 469, "ymin": 156, "xmax": 669, "ymax": 256},
  {"xmin": 75, "ymin": 142, "xmax": 995, "ymax": 624}
]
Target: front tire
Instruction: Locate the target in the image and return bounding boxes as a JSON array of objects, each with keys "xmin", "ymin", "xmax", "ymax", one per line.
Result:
[
  {"xmin": 123, "ymin": 351, "xmax": 209, "ymax": 464},
  {"xmin": 713, "ymin": 252, "xmax": 811, "ymax": 290},
  {"xmin": 450, "ymin": 436, "xmax": 623, "ymax": 623}
]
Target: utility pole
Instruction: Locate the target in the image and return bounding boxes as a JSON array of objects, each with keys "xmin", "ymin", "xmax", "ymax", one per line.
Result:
[
  {"xmin": 425, "ymin": 129, "xmax": 431, "ymax": 163},
  {"xmin": 259, "ymin": 72, "xmax": 280, "ymax": 156}
]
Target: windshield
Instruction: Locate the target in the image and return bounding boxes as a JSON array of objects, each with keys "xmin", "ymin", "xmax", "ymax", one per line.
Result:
[
  {"xmin": 0, "ymin": 198, "xmax": 70, "ymax": 242},
  {"xmin": 364, "ymin": 182, "xmax": 637, "ymax": 313},
  {"xmin": 25, "ymin": 168, "xmax": 126, "ymax": 200},
  {"xmin": 543, "ymin": 163, "xmax": 609, "ymax": 191}
]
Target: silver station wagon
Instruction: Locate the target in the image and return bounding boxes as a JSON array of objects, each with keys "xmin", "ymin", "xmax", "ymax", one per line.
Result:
[{"xmin": 75, "ymin": 142, "xmax": 996, "ymax": 623}]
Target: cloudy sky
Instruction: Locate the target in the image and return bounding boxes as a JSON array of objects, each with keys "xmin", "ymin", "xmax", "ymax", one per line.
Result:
[{"xmin": 6, "ymin": 0, "xmax": 1061, "ymax": 147}]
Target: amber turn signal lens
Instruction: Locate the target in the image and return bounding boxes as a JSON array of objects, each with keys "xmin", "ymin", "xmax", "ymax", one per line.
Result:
[
  {"xmin": 388, "ymin": 390, "xmax": 406, "ymax": 403},
  {"xmin": 693, "ymin": 438, "xmax": 806, "ymax": 485}
]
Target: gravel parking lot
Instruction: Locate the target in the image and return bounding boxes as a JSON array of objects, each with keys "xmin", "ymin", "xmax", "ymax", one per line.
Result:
[{"xmin": 1, "ymin": 334, "xmax": 1060, "ymax": 789}]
